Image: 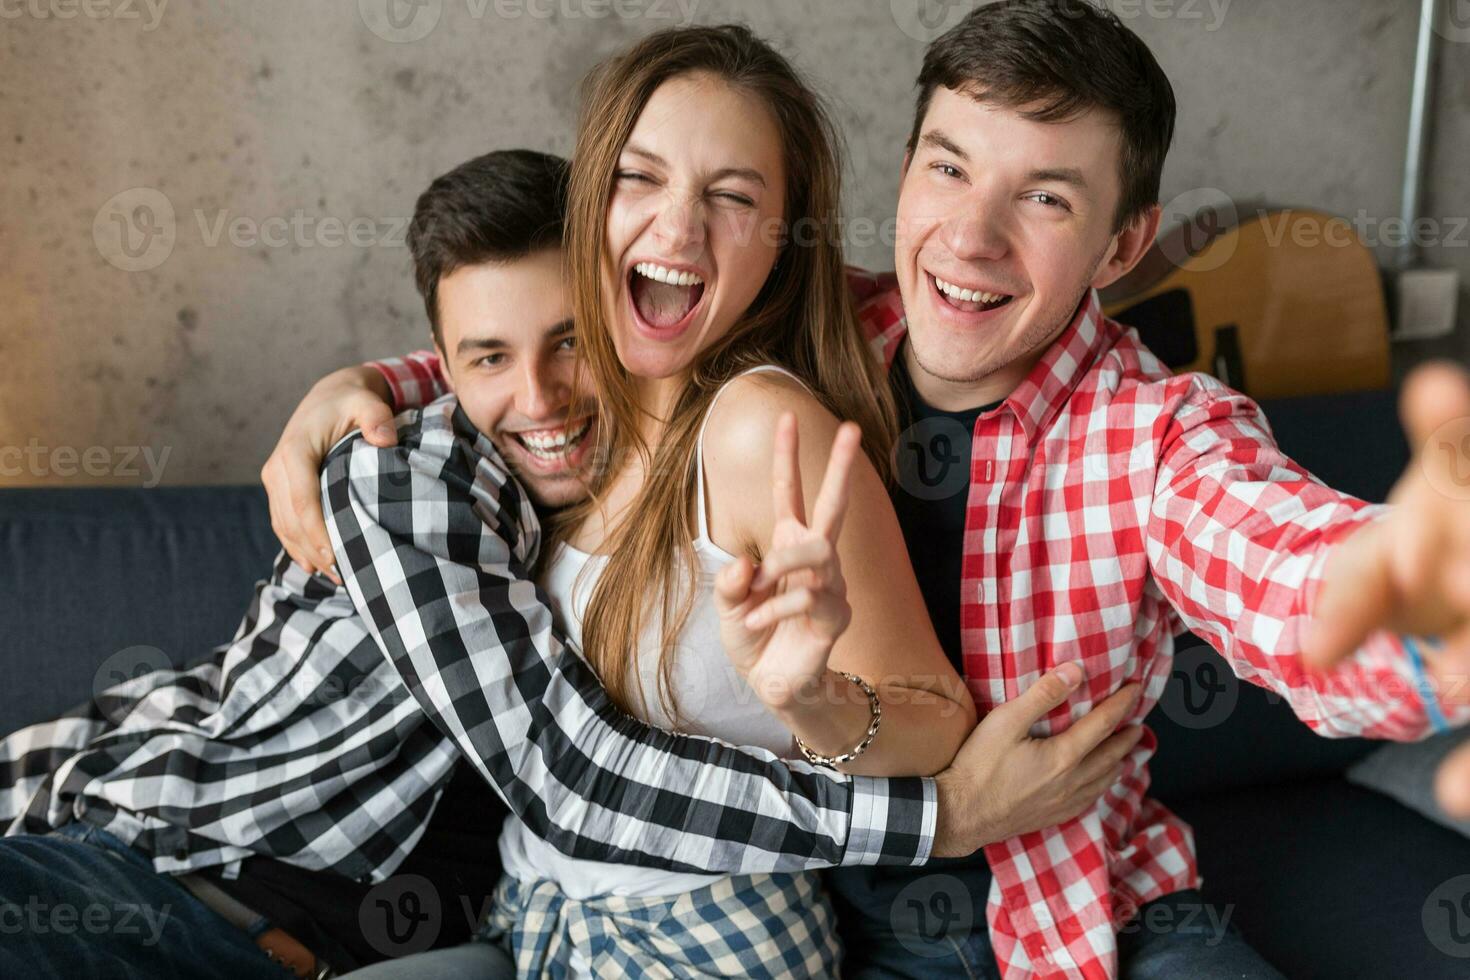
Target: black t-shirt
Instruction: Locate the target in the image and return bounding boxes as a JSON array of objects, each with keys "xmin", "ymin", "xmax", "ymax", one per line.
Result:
[
  {"xmin": 205, "ymin": 762, "xmax": 507, "ymax": 972},
  {"xmin": 887, "ymin": 354, "xmax": 999, "ymax": 673},
  {"xmin": 826, "ymin": 349, "xmax": 1000, "ymax": 935}
]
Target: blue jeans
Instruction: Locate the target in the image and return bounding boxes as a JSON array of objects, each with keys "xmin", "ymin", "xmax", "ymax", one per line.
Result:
[
  {"xmin": 841, "ymin": 888, "xmax": 1286, "ymax": 979},
  {"xmin": 338, "ymin": 939, "xmax": 514, "ymax": 979},
  {"xmin": 0, "ymin": 822, "xmax": 293, "ymax": 980}
]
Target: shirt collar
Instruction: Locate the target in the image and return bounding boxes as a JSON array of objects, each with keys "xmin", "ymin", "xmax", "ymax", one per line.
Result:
[{"xmin": 1002, "ymin": 289, "xmax": 1108, "ymax": 442}]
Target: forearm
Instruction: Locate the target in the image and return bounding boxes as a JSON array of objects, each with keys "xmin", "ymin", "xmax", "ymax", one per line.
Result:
[
  {"xmin": 1159, "ymin": 498, "xmax": 1440, "ymax": 739},
  {"xmin": 770, "ymin": 671, "xmax": 971, "ymax": 777},
  {"xmin": 1154, "ymin": 390, "xmax": 1470, "ymax": 740},
  {"xmin": 322, "ymin": 420, "xmax": 937, "ymax": 872}
]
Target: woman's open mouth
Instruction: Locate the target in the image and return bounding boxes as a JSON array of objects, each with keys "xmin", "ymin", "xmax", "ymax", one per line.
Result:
[
  {"xmin": 931, "ymin": 273, "xmax": 1015, "ymax": 316},
  {"xmin": 628, "ymin": 261, "xmax": 707, "ymax": 339}
]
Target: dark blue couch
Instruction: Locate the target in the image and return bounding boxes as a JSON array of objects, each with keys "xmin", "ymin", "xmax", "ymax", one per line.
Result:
[{"xmin": 2, "ymin": 390, "xmax": 1467, "ymax": 978}]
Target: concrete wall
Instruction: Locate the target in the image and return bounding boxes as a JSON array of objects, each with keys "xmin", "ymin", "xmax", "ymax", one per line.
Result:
[{"xmin": 2, "ymin": 0, "xmax": 1465, "ymax": 485}]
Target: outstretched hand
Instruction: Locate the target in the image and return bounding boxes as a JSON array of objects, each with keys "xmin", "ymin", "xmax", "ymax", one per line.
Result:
[
  {"xmin": 1302, "ymin": 361, "xmax": 1470, "ymax": 817},
  {"xmin": 714, "ymin": 412, "xmax": 861, "ymax": 709},
  {"xmin": 1304, "ymin": 363, "xmax": 1470, "ymax": 678}
]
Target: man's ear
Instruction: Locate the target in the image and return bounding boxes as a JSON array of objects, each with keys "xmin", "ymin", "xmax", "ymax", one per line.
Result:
[
  {"xmin": 900, "ymin": 149, "xmax": 913, "ymax": 181},
  {"xmin": 1090, "ymin": 204, "xmax": 1161, "ymax": 291},
  {"xmin": 433, "ymin": 342, "xmax": 456, "ymax": 394}
]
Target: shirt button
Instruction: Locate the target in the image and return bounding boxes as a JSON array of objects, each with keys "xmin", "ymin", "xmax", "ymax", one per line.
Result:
[{"xmin": 173, "ymin": 849, "xmax": 188, "ymax": 861}]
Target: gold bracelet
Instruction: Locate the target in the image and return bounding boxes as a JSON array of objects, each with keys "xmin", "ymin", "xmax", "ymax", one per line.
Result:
[{"xmin": 795, "ymin": 672, "xmax": 882, "ymax": 768}]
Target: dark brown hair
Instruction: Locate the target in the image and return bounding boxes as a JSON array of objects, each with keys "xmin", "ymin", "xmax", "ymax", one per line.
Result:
[
  {"xmin": 407, "ymin": 149, "xmax": 570, "ymax": 346},
  {"xmin": 909, "ymin": 0, "xmax": 1176, "ymax": 230}
]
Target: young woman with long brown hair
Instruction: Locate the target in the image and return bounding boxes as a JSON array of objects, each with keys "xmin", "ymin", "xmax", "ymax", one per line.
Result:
[{"xmin": 486, "ymin": 24, "xmax": 974, "ymax": 977}]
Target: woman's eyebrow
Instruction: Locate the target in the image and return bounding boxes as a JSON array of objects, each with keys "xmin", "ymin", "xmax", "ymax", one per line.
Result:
[
  {"xmin": 624, "ymin": 143, "xmax": 660, "ymax": 163},
  {"xmin": 623, "ymin": 143, "xmax": 765, "ymax": 187},
  {"xmin": 708, "ymin": 167, "xmax": 766, "ymax": 187}
]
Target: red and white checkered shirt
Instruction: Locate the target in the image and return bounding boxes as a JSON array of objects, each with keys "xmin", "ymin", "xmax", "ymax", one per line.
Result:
[{"xmin": 371, "ymin": 269, "xmax": 1460, "ymax": 979}]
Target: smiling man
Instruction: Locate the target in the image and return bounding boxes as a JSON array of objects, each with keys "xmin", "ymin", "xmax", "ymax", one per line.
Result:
[
  {"xmin": 896, "ymin": 91, "xmax": 1144, "ymax": 408},
  {"xmin": 836, "ymin": 5, "xmax": 1470, "ymax": 978},
  {"xmin": 0, "ymin": 150, "xmax": 615, "ymax": 980},
  {"xmin": 425, "ymin": 251, "xmax": 598, "ymax": 503}
]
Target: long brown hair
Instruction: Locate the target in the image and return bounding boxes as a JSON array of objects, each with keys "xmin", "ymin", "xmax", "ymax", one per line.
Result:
[{"xmin": 556, "ymin": 24, "xmax": 897, "ymax": 723}]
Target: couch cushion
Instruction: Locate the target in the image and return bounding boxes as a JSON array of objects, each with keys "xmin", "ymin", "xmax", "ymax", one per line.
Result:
[
  {"xmin": 0, "ymin": 487, "xmax": 279, "ymax": 732},
  {"xmin": 1146, "ymin": 636, "xmax": 1379, "ymax": 802},
  {"xmin": 1174, "ymin": 776, "xmax": 1470, "ymax": 978},
  {"xmin": 1255, "ymin": 388, "xmax": 1407, "ymax": 505}
]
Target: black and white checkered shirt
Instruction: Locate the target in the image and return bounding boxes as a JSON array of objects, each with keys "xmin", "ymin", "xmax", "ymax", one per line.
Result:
[{"xmin": 0, "ymin": 395, "xmax": 935, "ymax": 882}]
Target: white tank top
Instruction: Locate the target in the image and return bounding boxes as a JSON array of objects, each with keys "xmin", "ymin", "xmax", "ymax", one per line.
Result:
[{"xmin": 497, "ymin": 365, "xmax": 805, "ymax": 899}]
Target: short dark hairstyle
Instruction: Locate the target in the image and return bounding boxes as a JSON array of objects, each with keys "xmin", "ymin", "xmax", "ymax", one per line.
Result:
[
  {"xmin": 407, "ymin": 149, "xmax": 570, "ymax": 346},
  {"xmin": 908, "ymin": 0, "xmax": 1176, "ymax": 231}
]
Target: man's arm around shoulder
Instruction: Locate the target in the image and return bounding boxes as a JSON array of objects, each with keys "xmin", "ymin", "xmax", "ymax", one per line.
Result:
[{"xmin": 320, "ymin": 405, "xmax": 937, "ymax": 874}]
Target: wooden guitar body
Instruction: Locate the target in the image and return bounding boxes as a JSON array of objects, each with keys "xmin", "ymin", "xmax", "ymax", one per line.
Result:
[{"xmin": 1101, "ymin": 208, "xmax": 1391, "ymax": 399}]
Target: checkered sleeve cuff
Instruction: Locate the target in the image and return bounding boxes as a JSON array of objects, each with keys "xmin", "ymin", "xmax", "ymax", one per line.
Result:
[{"xmin": 842, "ymin": 775, "xmax": 937, "ymax": 867}]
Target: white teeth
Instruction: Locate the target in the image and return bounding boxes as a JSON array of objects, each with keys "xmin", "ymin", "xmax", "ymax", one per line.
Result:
[
  {"xmin": 934, "ymin": 275, "xmax": 1006, "ymax": 306},
  {"xmin": 635, "ymin": 262, "xmax": 704, "ymax": 287},
  {"xmin": 516, "ymin": 418, "xmax": 592, "ymax": 458}
]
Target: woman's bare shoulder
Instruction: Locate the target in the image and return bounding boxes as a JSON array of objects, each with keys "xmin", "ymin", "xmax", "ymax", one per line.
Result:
[{"xmin": 701, "ymin": 370, "xmax": 839, "ymax": 471}]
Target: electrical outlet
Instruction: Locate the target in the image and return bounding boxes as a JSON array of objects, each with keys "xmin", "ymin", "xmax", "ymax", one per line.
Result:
[{"xmin": 1394, "ymin": 269, "xmax": 1461, "ymax": 341}]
